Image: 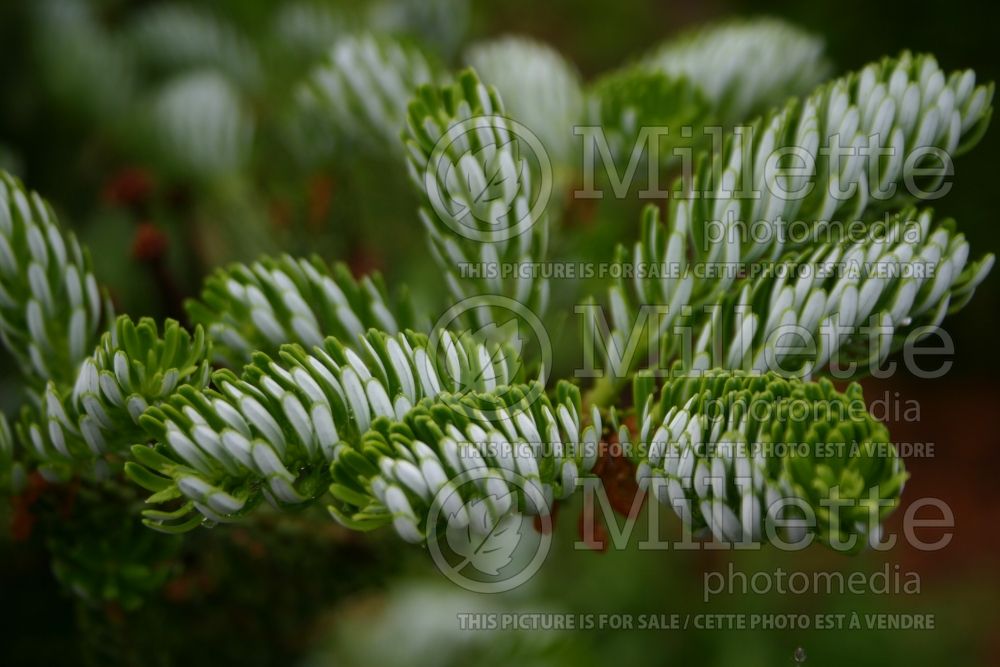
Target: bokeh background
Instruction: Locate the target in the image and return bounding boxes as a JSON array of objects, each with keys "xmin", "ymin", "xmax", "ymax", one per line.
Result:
[{"xmin": 0, "ymin": 0, "xmax": 997, "ymax": 665}]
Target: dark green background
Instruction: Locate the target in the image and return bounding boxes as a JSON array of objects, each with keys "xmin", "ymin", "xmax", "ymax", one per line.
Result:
[{"xmin": 0, "ymin": 1, "xmax": 997, "ymax": 665}]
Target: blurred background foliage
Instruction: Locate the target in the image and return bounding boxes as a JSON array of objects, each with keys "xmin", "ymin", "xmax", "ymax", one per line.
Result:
[{"xmin": 0, "ymin": 0, "xmax": 997, "ymax": 665}]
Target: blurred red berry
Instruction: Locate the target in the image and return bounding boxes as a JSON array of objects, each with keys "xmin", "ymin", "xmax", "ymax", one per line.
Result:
[
  {"xmin": 307, "ymin": 173, "xmax": 335, "ymax": 231},
  {"xmin": 10, "ymin": 472, "xmax": 50, "ymax": 541},
  {"xmin": 132, "ymin": 222, "xmax": 169, "ymax": 262},
  {"xmin": 102, "ymin": 167, "xmax": 155, "ymax": 209},
  {"xmin": 592, "ymin": 432, "xmax": 643, "ymax": 520}
]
